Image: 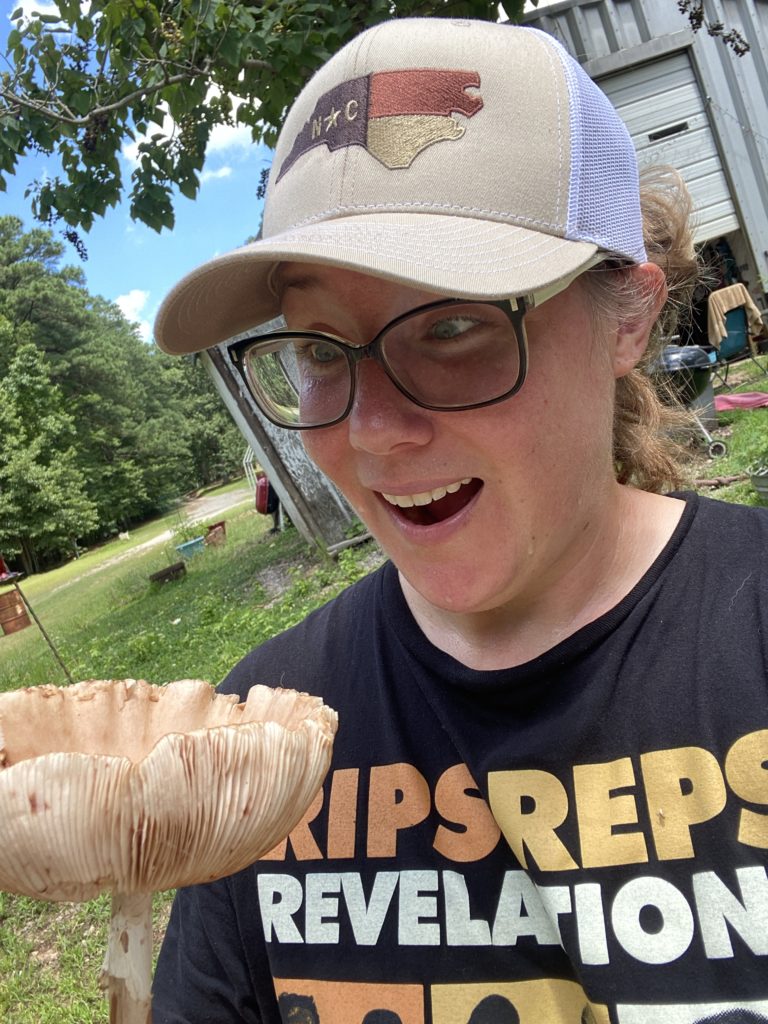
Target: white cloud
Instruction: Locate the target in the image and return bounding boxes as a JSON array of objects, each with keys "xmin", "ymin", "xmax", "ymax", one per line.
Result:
[
  {"xmin": 116, "ymin": 288, "xmax": 148, "ymax": 320},
  {"xmin": 200, "ymin": 165, "xmax": 232, "ymax": 184},
  {"xmin": 122, "ymin": 88, "xmax": 258, "ymax": 169},
  {"xmin": 10, "ymin": 0, "xmax": 96, "ymax": 27},
  {"xmin": 10, "ymin": 1, "xmax": 60, "ymax": 22},
  {"xmin": 116, "ymin": 288, "xmax": 152, "ymax": 342},
  {"xmin": 207, "ymin": 111, "xmax": 255, "ymax": 155},
  {"xmin": 122, "ymin": 130, "xmax": 154, "ymax": 169}
]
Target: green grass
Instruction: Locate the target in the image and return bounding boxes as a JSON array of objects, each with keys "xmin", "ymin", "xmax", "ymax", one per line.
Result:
[
  {"xmin": 690, "ymin": 354, "xmax": 768, "ymax": 507},
  {"xmin": 0, "ymin": 492, "xmax": 382, "ymax": 1022},
  {"xmin": 194, "ymin": 476, "xmax": 252, "ymax": 498},
  {"xmin": 0, "ymin": 494, "xmax": 264, "ymax": 691},
  {"xmin": 0, "ymin": 891, "xmax": 170, "ymax": 1023}
]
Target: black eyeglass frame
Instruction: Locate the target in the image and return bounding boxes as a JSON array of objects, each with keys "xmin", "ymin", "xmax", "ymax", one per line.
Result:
[{"xmin": 228, "ymin": 297, "xmax": 530, "ymax": 430}]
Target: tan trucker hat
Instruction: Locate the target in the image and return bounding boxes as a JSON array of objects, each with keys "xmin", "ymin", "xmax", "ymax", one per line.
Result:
[{"xmin": 154, "ymin": 18, "xmax": 646, "ymax": 355}]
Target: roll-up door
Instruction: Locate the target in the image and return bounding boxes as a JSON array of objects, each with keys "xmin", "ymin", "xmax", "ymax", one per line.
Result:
[{"xmin": 599, "ymin": 51, "xmax": 738, "ymax": 242}]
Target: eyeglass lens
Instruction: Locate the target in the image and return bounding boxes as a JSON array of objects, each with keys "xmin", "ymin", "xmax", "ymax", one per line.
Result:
[{"xmin": 241, "ymin": 302, "xmax": 522, "ymax": 428}]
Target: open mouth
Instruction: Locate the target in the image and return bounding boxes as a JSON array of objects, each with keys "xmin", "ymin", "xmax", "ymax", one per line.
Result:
[{"xmin": 380, "ymin": 478, "xmax": 482, "ymax": 526}]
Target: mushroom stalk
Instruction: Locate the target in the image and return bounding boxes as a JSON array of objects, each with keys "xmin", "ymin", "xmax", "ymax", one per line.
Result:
[{"xmin": 102, "ymin": 889, "xmax": 153, "ymax": 1024}]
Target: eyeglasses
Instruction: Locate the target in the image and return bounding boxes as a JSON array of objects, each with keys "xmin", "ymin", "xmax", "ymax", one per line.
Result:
[{"xmin": 228, "ymin": 297, "xmax": 529, "ymax": 430}]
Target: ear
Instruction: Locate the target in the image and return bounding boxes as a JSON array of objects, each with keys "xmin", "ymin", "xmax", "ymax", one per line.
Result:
[{"xmin": 612, "ymin": 263, "xmax": 668, "ymax": 379}]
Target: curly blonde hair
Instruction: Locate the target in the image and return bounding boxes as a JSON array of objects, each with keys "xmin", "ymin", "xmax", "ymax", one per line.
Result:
[{"xmin": 583, "ymin": 166, "xmax": 702, "ymax": 492}]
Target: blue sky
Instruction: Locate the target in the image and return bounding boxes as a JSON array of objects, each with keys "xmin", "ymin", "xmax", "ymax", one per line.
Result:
[{"xmin": 2, "ymin": 1, "xmax": 272, "ymax": 342}]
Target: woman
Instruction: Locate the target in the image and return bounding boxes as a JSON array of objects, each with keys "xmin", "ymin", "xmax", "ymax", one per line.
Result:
[{"xmin": 153, "ymin": 18, "xmax": 768, "ymax": 1024}]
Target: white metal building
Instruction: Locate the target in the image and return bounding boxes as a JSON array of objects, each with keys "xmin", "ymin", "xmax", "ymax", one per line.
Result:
[{"xmin": 524, "ymin": 0, "xmax": 768, "ymax": 300}]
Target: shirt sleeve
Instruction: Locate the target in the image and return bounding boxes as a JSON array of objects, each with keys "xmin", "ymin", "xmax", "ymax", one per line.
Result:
[{"xmin": 152, "ymin": 876, "xmax": 264, "ymax": 1023}]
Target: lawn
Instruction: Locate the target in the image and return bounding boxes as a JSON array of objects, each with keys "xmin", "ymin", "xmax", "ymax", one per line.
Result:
[
  {"xmin": 0, "ymin": 357, "xmax": 766, "ymax": 1022},
  {"xmin": 687, "ymin": 355, "xmax": 768, "ymax": 505}
]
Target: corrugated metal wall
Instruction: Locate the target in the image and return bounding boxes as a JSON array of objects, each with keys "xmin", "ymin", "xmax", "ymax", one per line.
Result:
[
  {"xmin": 600, "ymin": 52, "xmax": 739, "ymax": 241},
  {"xmin": 525, "ymin": 0, "xmax": 768, "ymax": 293}
]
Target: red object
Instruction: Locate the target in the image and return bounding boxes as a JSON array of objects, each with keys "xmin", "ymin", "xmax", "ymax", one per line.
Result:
[
  {"xmin": 0, "ymin": 554, "xmax": 10, "ymax": 581},
  {"xmin": 205, "ymin": 521, "xmax": 227, "ymax": 546},
  {"xmin": 255, "ymin": 477, "xmax": 270, "ymax": 515},
  {"xmin": 714, "ymin": 392, "xmax": 768, "ymax": 411}
]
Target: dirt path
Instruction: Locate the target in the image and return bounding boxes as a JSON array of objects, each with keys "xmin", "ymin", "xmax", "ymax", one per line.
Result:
[
  {"xmin": 183, "ymin": 489, "xmax": 253, "ymax": 522},
  {"xmin": 51, "ymin": 488, "xmax": 253, "ymax": 594}
]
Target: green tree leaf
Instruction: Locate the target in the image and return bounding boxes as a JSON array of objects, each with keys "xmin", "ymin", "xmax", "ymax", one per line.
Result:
[{"xmin": 0, "ymin": 0, "xmax": 516, "ymax": 235}]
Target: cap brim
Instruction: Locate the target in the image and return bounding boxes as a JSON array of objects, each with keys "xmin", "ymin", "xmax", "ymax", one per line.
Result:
[{"xmin": 154, "ymin": 214, "xmax": 598, "ymax": 354}]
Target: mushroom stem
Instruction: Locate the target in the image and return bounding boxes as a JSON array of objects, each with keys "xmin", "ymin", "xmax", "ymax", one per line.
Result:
[{"xmin": 102, "ymin": 889, "xmax": 153, "ymax": 1024}]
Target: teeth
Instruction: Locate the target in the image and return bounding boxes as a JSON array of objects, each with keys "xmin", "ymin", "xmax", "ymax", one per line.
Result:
[{"xmin": 381, "ymin": 478, "xmax": 472, "ymax": 508}]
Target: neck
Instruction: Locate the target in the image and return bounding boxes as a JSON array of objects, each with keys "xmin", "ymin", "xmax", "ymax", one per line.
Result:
[{"xmin": 399, "ymin": 487, "xmax": 685, "ymax": 670}]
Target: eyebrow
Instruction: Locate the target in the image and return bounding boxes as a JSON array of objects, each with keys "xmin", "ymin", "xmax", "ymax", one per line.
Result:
[{"xmin": 272, "ymin": 268, "xmax": 322, "ymax": 301}]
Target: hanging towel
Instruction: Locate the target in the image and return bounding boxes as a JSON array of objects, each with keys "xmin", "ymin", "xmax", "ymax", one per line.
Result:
[{"xmin": 708, "ymin": 283, "xmax": 766, "ymax": 350}]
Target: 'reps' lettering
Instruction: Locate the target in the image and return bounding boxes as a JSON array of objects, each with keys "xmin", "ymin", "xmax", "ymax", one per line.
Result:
[{"xmin": 259, "ymin": 731, "xmax": 768, "ymax": 868}]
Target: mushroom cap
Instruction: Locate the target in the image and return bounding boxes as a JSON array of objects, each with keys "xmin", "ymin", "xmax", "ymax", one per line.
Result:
[{"xmin": 0, "ymin": 679, "xmax": 337, "ymax": 900}]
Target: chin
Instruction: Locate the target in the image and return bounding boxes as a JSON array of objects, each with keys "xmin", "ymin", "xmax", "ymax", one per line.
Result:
[{"xmin": 397, "ymin": 556, "xmax": 511, "ymax": 616}]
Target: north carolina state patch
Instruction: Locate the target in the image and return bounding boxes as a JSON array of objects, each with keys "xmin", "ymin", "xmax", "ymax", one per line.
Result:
[{"xmin": 276, "ymin": 69, "xmax": 483, "ymax": 182}]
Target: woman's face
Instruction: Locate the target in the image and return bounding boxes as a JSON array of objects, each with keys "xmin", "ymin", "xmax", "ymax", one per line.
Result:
[{"xmin": 280, "ymin": 263, "xmax": 640, "ymax": 617}]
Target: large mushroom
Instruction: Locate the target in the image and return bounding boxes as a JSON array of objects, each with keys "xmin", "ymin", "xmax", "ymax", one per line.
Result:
[{"xmin": 0, "ymin": 678, "xmax": 337, "ymax": 1023}]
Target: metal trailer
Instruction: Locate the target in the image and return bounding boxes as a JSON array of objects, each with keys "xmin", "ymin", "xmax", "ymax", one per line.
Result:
[{"xmin": 524, "ymin": 0, "xmax": 768, "ymax": 302}]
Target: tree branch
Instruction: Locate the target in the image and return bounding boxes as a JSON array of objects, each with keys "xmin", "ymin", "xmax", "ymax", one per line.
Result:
[{"xmin": 1, "ymin": 55, "xmax": 270, "ymax": 128}]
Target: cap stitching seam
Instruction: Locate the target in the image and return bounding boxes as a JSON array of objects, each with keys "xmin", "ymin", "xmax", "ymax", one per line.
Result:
[
  {"xmin": 264, "ymin": 238, "xmax": 585, "ymax": 272},
  {"xmin": 539, "ymin": 37, "xmax": 565, "ymax": 224},
  {"xmin": 551, "ymin": 40, "xmax": 581, "ymax": 237},
  {"xmin": 280, "ymin": 203, "xmax": 568, "ymax": 233},
  {"xmin": 286, "ymin": 228, "xmax": 568, "ymax": 251}
]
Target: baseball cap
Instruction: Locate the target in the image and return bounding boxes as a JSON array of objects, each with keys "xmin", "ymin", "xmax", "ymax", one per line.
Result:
[{"xmin": 154, "ymin": 18, "xmax": 647, "ymax": 355}]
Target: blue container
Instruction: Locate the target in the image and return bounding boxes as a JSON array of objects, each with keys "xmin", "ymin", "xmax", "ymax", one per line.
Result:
[{"xmin": 175, "ymin": 536, "xmax": 206, "ymax": 559}]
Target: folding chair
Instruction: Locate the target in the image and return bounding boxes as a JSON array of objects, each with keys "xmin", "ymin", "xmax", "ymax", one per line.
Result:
[{"xmin": 708, "ymin": 306, "xmax": 768, "ymax": 388}]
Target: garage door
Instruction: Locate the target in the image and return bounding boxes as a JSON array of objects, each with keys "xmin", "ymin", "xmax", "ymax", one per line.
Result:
[{"xmin": 599, "ymin": 51, "xmax": 739, "ymax": 242}]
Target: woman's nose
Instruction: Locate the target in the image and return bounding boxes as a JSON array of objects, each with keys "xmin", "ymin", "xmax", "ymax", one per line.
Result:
[{"xmin": 346, "ymin": 359, "xmax": 433, "ymax": 453}]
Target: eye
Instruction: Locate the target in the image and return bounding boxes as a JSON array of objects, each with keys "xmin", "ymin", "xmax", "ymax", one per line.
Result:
[
  {"xmin": 308, "ymin": 342, "xmax": 339, "ymax": 364},
  {"xmin": 429, "ymin": 315, "xmax": 481, "ymax": 340},
  {"xmin": 295, "ymin": 340, "xmax": 342, "ymax": 365}
]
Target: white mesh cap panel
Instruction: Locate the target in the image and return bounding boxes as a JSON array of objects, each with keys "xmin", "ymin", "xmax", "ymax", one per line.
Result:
[{"xmin": 542, "ymin": 32, "xmax": 647, "ymax": 263}]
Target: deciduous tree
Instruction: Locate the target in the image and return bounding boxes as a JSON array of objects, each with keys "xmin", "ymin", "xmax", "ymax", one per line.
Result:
[
  {"xmin": 0, "ymin": 216, "xmax": 246, "ymax": 569},
  {"xmin": 0, "ymin": 338, "xmax": 98, "ymax": 573},
  {"xmin": 1, "ymin": 0, "xmax": 522, "ymax": 234}
]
